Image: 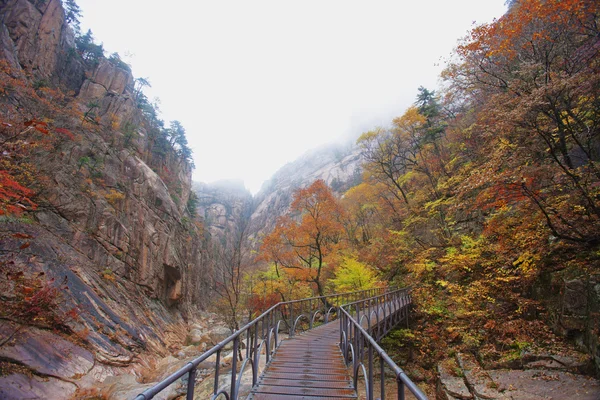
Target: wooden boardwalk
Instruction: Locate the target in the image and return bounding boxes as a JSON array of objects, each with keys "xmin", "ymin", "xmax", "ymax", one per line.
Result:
[{"xmin": 249, "ymin": 322, "xmax": 357, "ymax": 399}]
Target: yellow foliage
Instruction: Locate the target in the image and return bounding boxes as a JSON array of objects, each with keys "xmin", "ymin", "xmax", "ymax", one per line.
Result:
[{"xmin": 104, "ymin": 189, "xmax": 125, "ymax": 206}]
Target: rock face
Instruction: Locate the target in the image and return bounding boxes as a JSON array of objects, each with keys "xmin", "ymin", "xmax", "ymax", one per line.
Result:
[
  {"xmin": 0, "ymin": 321, "xmax": 94, "ymax": 379},
  {"xmin": 0, "ymin": 0, "xmax": 210, "ymax": 396},
  {"xmin": 437, "ymin": 352, "xmax": 600, "ymax": 400},
  {"xmin": 0, "ymin": 0, "xmax": 85, "ymax": 90},
  {"xmin": 249, "ymin": 141, "xmax": 362, "ymax": 242},
  {"xmin": 532, "ymin": 273, "xmax": 600, "ymax": 374},
  {"xmin": 194, "ymin": 180, "xmax": 253, "ymax": 242},
  {"xmin": 194, "ymin": 142, "xmax": 363, "ymax": 247}
]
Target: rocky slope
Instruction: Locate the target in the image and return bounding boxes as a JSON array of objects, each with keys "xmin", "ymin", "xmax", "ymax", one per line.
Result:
[
  {"xmin": 0, "ymin": 0, "xmax": 211, "ymax": 397},
  {"xmin": 194, "ymin": 141, "xmax": 363, "ymax": 248},
  {"xmin": 194, "ymin": 180, "xmax": 253, "ymax": 243}
]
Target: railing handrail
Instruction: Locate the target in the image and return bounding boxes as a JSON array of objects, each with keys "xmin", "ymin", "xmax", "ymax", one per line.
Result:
[
  {"xmin": 339, "ymin": 288, "xmax": 428, "ymax": 400},
  {"xmin": 340, "ymin": 286, "xmax": 411, "ymax": 309},
  {"xmin": 133, "ymin": 286, "xmax": 390, "ymax": 400}
]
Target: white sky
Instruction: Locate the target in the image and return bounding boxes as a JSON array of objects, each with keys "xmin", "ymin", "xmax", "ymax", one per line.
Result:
[{"xmin": 76, "ymin": 0, "xmax": 507, "ymax": 194}]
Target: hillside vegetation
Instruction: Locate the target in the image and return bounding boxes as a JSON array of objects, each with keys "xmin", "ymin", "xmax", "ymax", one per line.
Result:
[{"xmin": 241, "ymin": 0, "xmax": 600, "ymax": 379}]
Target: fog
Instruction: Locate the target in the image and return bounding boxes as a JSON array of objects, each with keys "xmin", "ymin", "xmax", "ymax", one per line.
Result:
[{"xmin": 76, "ymin": 0, "xmax": 507, "ymax": 194}]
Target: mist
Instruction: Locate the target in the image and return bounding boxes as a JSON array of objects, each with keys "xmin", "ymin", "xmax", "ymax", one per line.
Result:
[{"xmin": 76, "ymin": 0, "xmax": 508, "ymax": 195}]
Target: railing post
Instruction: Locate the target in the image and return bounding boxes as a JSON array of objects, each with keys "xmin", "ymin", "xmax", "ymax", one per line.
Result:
[
  {"xmin": 368, "ymin": 344, "xmax": 374, "ymax": 400},
  {"xmin": 213, "ymin": 350, "xmax": 221, "ymax": 396},
  {"xmin": 245, "ymin": 327, "xmax": 251, "ymax": 360},
  {"xmin": 266, "ymin": 312, "xmax": 271, "ymax": 363},
  {"xmin": 289, "ymin": 303, "xmax": 294, "ymax": 337},
  {"xmin": 405, "ymin": 293, "xmax": 410, "ymax": 329},
  {"xmin": 231, "ymin": 337, "xmax": 239, "ymax": 400},
  {"xmin": 309, "ymin": 299, "xmax": 314, "ymax": 329},
  {"xmin": 380, "ymin": 356, "xmax": 385, "ymax": 400},
  {"xmin": 398, "ymin": 377, "xmax": 405, "ymax": 400},
  {"xmin": 339, "ymin": 310, "xmax": 343, "ymax": 355},
  {"xmin": 253, "ymin": 322, "xmax": 259, "ymax": 385},
  {"xmin": 186, "ymin": 366, "xmax": 196, "ymax": 400}
]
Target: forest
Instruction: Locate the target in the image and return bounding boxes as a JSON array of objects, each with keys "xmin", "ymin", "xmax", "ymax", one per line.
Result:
[{"xmin": 209, "ymin": 0, "xmax": 600, "ymax": 381}]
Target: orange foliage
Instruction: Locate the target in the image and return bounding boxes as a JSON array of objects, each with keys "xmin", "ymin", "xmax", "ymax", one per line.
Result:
[
  {"xmin": 0, "ymin": 170, "xmax": 36, "ymax": 215},
  {"xmin": 259, "ymin": 180, "xmax": 346, "ymax": 297}
]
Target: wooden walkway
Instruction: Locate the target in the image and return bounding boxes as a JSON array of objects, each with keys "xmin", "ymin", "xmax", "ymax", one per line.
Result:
[{"xmin": 249, "ymin": 322, "xmax": 357, "ymax": 399}]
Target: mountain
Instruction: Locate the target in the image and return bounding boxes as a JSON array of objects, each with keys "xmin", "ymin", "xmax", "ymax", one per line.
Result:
[
  {"xmin": 193, "ymin": 141, "xmax": 363, "ymax": 247},
  {"xmin": 249, "ymin": 141, "xmax": 362, "ymax": 240},
  {"xmin": 193, "ymin": 179, "xmax": 253, "ymax": 242}
]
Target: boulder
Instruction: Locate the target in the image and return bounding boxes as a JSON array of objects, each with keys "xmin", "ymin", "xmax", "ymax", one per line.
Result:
[
  {"xmin": 208, "ymin": 325, "xmax": 232, "ymax": 344},
  {"xmin": 456, "ymin": 352, "xmax": 502, "ymax": 399},
  {"xmin": 437, "ymin": 360, "xmax": 472, "ymax": 400}
]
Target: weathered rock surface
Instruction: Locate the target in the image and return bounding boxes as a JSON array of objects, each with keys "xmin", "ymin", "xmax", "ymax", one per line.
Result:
[
  {"xmin": 0, "ymin": 373, "xmax": 78, "ymax": 400},
  {"xmin": 532, "ymin": 273, "xmax": 600, "ymax": 374},
  {"xmin": 489, "ymin": 369, "xmax": 600, "ymax": 400},
  {"xmin": 248, "ymin": 142, "xmax": 362, "ymax": 242},
  {"xmin": 1, "ymin": 0, "xmax": 85, "ymax": 90},
  {"xmin": 194, "ymin": 142, "xmax": 363, "ymax": 249},
  {"xmin": 194, "ymin": 180, "xmax": 253, "ymax": 242},
  {"xmin": 0, "ymin": 321, "xmax": 94, "ymax": 380},
  {"xmin": 438, "ymin": 352, "xmax": 600, "ymax": 400},
  {"xmin": 437, "ymin": 359, "xmax": 472, "ymax": 399},
  {"xmin": 0, "ymin": 0, "xmax": 213, "ymax": 397},
  {"xmin": 101, "ymin": 374, "xmax": 181, "ymax": 400}
]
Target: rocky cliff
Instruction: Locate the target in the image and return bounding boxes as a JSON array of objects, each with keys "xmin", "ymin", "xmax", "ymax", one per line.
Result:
[
  {"xmin": 194, "ymin": 180, "xmax": 253, "ymax": 243},
  {"xmin": 0, "ymin": 1, "xmax": 209, "ymax": 397},
  {"xmin": 192, "ymin": 141, "xmax": 363, "ymax": 249},
  {"xmin": 248, "ymin": 141, "xmax": 362, "ymax": 241}
]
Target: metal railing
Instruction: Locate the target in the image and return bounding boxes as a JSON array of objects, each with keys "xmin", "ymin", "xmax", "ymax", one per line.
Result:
[
  {"xmin": 339, "ymin": 287, "xmax": 427, "ymax": 400},
  {"xmin": 133, "ymin": 287, "xmax": 389, "ymax": 400}
]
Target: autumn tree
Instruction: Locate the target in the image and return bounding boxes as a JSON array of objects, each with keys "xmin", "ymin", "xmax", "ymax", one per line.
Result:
[
  {"xmin": 134, "ymin": 77, "xmax": 151, "ymax": 102},
  {"xmin": 331, "ymin": 256, "xmax": 379, "ymax": 293},
  {"xmin": 155, "ymin": 120, "xmax": 193, "ymax": 167},
  {"xmin": 0, "ymin": 61, "xmax": 78, "ymax": 216},
  {"xmin": 259, "ymin": 180, "xmax": 345, "ymax": 298},
  {"xmin": 357, "ymin": 93, "xmax": 455, "ymax": 248},
  {"xmin": 211, "ymin": 204, "xmax": 254, "ymax": 331},
  {"xmin": 445, "ymin": 0, "xmax": 600, "ymax": 245}
]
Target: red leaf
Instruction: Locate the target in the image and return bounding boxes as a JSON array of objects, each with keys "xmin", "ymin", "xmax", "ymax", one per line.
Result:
[
  {"xmin": 13, "ymin": 233, "xmax": 33, "ymax": 239},
  {"xmin": 20, "ymin": 242, "xmax": 31, "ymax": 250},
  {"xmin": 55, "ymin": 127, "xmax": 75, "ymax": 140},
  {"xmin": 35, "ymin": 126, "xmax": 49, "ymax": 134}
]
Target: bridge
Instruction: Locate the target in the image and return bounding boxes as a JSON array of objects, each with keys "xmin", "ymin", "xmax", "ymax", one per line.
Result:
[{"xmin": 134, "ymin": 288, "xmax": 427, "ymax": 400}]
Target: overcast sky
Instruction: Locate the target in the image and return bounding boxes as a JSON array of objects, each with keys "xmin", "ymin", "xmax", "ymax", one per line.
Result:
[{"xmin": 76, "ymin": 0, "xmax": 507, "ymax": 194}]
